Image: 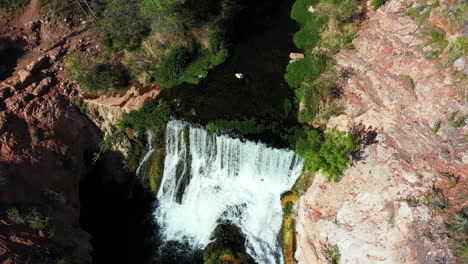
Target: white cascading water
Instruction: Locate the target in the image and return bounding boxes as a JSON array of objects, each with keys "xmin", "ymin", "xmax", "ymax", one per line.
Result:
[
  {"xmin": 136, "ymin": 131, "xmax": 155, "ymax": 179},
  {"xmin": 154, "ymin": 120, "xmax": 304, "ymax": 264}
]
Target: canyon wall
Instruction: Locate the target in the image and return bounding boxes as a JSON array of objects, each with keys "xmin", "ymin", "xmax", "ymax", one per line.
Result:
[{"xmin": 295, "ymin": 0, "xmax": 467, "ymax": 263}]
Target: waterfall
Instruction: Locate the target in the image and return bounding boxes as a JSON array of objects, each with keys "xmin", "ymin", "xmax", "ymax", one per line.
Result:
[
  {"xmin": 154, "ymin": 120, "xmax": 304, "ymax": 264},
  {"xmin": 136, "ymin": 131, "xmax": 155, "ymax": 180}
]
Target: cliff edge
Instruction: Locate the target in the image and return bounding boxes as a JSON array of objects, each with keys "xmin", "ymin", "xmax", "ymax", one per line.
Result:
[{"xmin": 295, "ymin": 0, "xmax": 467, "ymax": 263}]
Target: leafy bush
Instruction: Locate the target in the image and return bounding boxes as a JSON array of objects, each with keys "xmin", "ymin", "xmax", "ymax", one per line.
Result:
[
  {"xmin": 120, "ymin": 101, "xmax": 172, "ymax": 134},
  {"xmin": 370, "ymin": 0, "xmax": 388, "ymax": 10},
  {"xmin": 100, "ymin": 0, "xmax": 150, "ymax": 51},
  {"xmin": 66, "ymin": 55, "xmax": 128, "ymax": 93},
  {"xmin": 296, "ymin": 128, "xmax": 359, "ymax": 182}
]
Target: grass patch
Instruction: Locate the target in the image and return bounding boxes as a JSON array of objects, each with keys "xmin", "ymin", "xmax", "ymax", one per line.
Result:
[
  {"xmin": 370, "ymin": 0, "xmax": 388, "ymax": 10},
  {"xmin": 406, "ymin": 1, "xmax": 440, "ymax": 24},
  {"xmin": 446, "ymin": 36, "xmax": 468, "ymax": 66},
  {"xmin": 285, "ymin": 53, "xmax": 326, "ymax": 89},
  {"xmin": 432, "ymin": 120, "xmax": 441, "ymax": 133},
  {"xmin": 325, "ymin": 245, "xmax": 341, "ymax": 264}
]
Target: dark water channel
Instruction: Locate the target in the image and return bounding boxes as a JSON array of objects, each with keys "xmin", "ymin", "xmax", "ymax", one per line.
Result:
[{"xmin": 80, "ymin": 0, "xmax": 297, "ymax": 263}]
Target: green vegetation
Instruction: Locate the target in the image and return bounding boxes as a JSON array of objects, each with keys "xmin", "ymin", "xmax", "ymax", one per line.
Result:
[
  {"xmin": 424, "ymin": 189, "xmax": 448, "ymax": 212},
  {"xmin": 296, "ymin": 128, "xmax": 359, "ymax": 182},
  {"xmin": 325, "ymin": 245, "xmax": 341, "ymax": 264},
  {"xmin": 446, "ymin": 36, "xmax": 468, "ymax": 66},
  {"xmin": 285, "ymin": 53, "xmax": 326, "ymax": 89},
  {"xmin": 204, "ymin": 225, "xmax": 255, "ymax": 264},
  {"xmin": 120, "ymin": 101, "xmax": 172, "ymax": 134},
  {"xmin": 446, "ymin": 212, "xmax": 468, "ymax": 262},
  {"xmin": 432, "ymin": 120, "xmax": 441, "ymax": 133},
  {"xmin": 450, "ymin": 111, "xmax": 467, "ymax": 128},
  {"xmin": 370, "ymin": 0, "xmax": 387, "ymax": 10},
  {"xmin": 401, "ymin": 75, "xmax": 415, "ymax": 90},
  {"xmin": 66, "ymin": 54, "xmax": 128, "ymax": 94},
  {"xmin": 420, "ymin": 26, "xmax": 448, "ymax": 61},
  {"xmin": 147, "ymin": 149, "xmax": 164, "ymax": 197},
  {"xmin": 283, "ymin": 201, "xmax": 294, "ymax": 217},
  {"xmin": 406, "ymin": 1, "xmax": 440, "ymax": 24},
  {"xmin": 0, "ymin": 0, "xmax": 29, "ymax": 12},
  {"xmin": 60, "ymin": 0, "xmax": 235, "ymax": 91},
  {"xmin": 287, "ymin": 0, "xmax": 363, "ymax": 123},
  {"xmin": 6, "ymin": 208, "xmax": 24, "ymax": 224}
]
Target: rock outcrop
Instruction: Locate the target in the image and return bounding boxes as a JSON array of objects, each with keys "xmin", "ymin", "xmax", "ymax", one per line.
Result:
[
  {"xmin": 0, "ymin": 2, "xmax": 99, "ymax": 263},
  {"xmin": 295, "ymin": 1, "xmax": 467, "ymax": 263}
]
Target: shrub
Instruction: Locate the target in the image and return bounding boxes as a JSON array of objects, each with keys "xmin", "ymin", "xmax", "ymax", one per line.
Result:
[
  {"xmin": 6, "ymin": 208, "xmax": 24, "ymax": 224},
  {"xmin": 446, "ymin": 212, "xmax": 468, "ymax": 238},
  {"xmin": 139, "ymin": 0, "xmax": 186, "ymax": 30},
  {"xmin": 151, "ymin": 44, "xmax": 193, "ymax": 88},
  {"xmin": 325, "ymin": 245, "xmax": 341, "ymax": 264},
  {"xmin": 100, "ymin": 0, "xmax": 150, "ymax": 51},
  {"xmin": 121, "ymin": 101, "xmax": 172, "ymax": 134},
  {"xmin": 296, "ymin": 128, "xmax": 359, "ymax": 182},
  {"xmin": 66, "ymin": 55, "xmax": 128, "ymax": 93},
  {"xmin": 370, "ymin": 0, "xmax": 388, "ymax": 10}
]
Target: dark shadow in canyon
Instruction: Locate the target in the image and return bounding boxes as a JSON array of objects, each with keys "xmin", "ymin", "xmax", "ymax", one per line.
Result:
[{"xmin": 0, "ymin": 38, "xmax": 25, "ymax": 81}]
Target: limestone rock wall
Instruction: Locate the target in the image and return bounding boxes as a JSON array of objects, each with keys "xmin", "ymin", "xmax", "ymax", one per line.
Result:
[{"xmin": 295, "ymin": 1, "xmax": 467, "ymax": 263}]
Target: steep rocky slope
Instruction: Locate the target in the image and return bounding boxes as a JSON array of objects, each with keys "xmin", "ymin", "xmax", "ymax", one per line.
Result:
[
  {"xmin": 0, "ymin": 1, "xmax": 100, "ymax": 262},
  {"xmin": 295, "ymin": 0, "xmax": 467, "ymax": 263}
]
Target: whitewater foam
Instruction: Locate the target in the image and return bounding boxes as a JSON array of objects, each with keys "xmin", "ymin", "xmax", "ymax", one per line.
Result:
[{"xmin": 154, "ymin": 120, "xmax": 303, "ymax": 264}]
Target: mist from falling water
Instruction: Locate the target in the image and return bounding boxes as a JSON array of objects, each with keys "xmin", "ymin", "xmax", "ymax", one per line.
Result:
[{"xmin": 153, "ymin": 120, "xmax": 303, "ymax": 264}]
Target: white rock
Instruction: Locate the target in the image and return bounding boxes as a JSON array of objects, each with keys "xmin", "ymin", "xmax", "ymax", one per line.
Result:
[{"xmin": 453, "ymin": 57, "xmax": 467, "ymax": 73}]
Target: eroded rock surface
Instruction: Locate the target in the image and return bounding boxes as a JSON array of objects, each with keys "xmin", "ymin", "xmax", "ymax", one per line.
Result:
[
  {"xmin": 0, "ymin": 2, "xmax": 99, "ymax": 263},
  {"xmin": 295, "ymin": 1, "xmax": 467, "ymax": 263}
]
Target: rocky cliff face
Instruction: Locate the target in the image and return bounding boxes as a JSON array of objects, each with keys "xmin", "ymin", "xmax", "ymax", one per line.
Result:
[
  {"xmin": 0, "ymin": 2, "xmax": 100, "ymax": 262},
  {"xmin": 295, "ymin": 0, "xmax": 466, "ymax": 263}
]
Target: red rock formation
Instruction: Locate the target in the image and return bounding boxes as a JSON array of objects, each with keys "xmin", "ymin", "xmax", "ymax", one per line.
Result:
[
  {"xmin": 0, "ymin": 2, "xmax": 100, "ymax": 263},
  {"xmin": 295, "ymin": 1, "xmax": 467, "ymax": 263}
]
